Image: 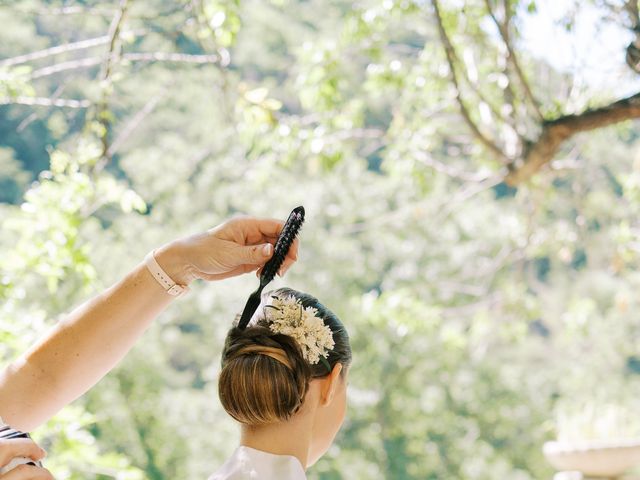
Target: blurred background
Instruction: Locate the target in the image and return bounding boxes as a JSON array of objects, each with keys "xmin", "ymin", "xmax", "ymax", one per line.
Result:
[{"xmin": 1, "ymin": 0, "xmax": 640, "ymax": 478}]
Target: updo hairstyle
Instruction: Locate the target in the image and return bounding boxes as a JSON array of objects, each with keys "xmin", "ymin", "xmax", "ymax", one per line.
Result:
[{"xmin": 218, "ymin": 288, "xmax": 351, "ymax": 426}]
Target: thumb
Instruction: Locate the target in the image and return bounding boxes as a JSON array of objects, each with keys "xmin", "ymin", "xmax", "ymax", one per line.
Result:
[{"xmin": 237, "ymin": 243, "xmax": 273, "ymax": 265}]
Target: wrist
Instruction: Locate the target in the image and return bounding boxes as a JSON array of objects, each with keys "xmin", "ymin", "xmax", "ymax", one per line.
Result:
[{"xmin": 153, "ymin": 241, "xmax": 197, "ymax": 287}]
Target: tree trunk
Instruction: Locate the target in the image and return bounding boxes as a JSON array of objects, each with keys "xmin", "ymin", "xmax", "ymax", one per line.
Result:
[{"xmin": 506, "ymin": 91, "xmax": 640, "ymax": 186}]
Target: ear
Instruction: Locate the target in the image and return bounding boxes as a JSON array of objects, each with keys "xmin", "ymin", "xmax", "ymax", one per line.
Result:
[{"xmin": 320, "ymin": 363, "xmax": 343, "ymax": 406}]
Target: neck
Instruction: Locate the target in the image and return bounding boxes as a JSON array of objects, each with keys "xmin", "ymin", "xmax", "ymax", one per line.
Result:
[{"xmin": 240, "ymin": 410, "xmax": 315, "ymax": 470}]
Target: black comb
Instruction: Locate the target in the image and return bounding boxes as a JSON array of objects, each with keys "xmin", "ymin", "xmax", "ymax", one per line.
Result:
[{"xmin": 237, "ymin": 206, "xmax": 305, "ymax": 330}]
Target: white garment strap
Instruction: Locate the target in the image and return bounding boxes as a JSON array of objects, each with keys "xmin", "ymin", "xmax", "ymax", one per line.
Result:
[{"xmin": 144, "ymin": 251, "xmax": 189, "ymax": 297}]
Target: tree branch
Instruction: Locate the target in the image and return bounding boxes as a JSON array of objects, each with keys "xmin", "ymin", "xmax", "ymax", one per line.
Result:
[
  {"xmin": 107, "ymin": 92, "xmax": 166, "ymax": 157},
  {"xmin": 8, "ymin": 5, "xmax": 116, "ymax": 17},
  {"xmin": 431, "ymin": 0, "xmax": 509, "ymax": 163},
  {"xmin": 505, "ymin": 91, "xmax": 640, "ymax": 185},
  {"xmin": 427, "ymin": 0, "xmax": 513, "ymax": 130},
  {"xmin": 30, "ymin": 57, "xmax": 103, "ymax": 79},
  {"xmin": 29, "ymin": 53, "xmax": 220, "ymax": 80},
  {"xmin": 414, "ymin": 150, "xmax": 492, "ymax": 182},
  {"xmin": 460, "ymin": 43, "xmax": 513, "ymax": 129},
  {"xmin": 484, "ymin": 0, "xmax": 543, "ymax": 121},
  {"xmin": 122, "ymin": 52, "xmax": 220, "ymax": 64},
  {"xmin": 100, "ymin": 0, "xmax": 130, "ymax": 85},
  {"xmin": 0, "ymin": 31, "xmax": 144, "ymax": 68},
  {"xmin": 17, "ymin": 83, "xmax": 70, "ymax": 131},
  {"xmin": 0, "ymin": 96, "xmax": 90, "ymax": 108},
  {"xmin": 625, "ymin": 0, "xmax": 640, "ymax": 29},
  {"xmin": 624, "ymin": 0, "xmax": 640, "ymax": 73},
  {"xmin": 97, "ymin": 0, "xmax": 131, "ymax": 163}
]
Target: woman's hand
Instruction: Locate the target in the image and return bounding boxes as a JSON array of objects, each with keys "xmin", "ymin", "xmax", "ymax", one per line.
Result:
[
  {"xmin": 0, "ymin": 438, "xmax": 52, "ymax": 479},
  {"xmin": 155, "ymin": 216, "xmax": 300, "ymax": 284}
]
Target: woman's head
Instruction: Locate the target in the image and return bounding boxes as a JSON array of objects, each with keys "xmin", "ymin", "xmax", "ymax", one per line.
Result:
[{"xmin": 218, "ymin": 288, "xmax": 351, "ymax": 461}]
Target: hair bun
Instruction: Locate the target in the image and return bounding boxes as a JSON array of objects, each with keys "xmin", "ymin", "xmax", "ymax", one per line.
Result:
[
  {"xmin": 218, "ymin": 327, "xmax": 311, "ymax": 425},
  {"xmin": 219, "ymin": 287, "xmax": 352, "ymax": 426}
]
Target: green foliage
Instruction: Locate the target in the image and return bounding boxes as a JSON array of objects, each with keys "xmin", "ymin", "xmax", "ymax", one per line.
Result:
[
  {"xmin": 0, "ymin": 140, "xmax": 147, "ymax": 477},
  {"xmin": 0, "ymin": 66, "xmax": 34, "ymax": 98},
  {"xmin": 198, "ymin": 0, "xmax": 243, "ymax": 47},
  {"xmin": 33, "ymin": 407, "xmax": 145, "ymax": 480},
  {"xmin": 0, "ymin": 147, "xmax": 30, "ymax": 203}
]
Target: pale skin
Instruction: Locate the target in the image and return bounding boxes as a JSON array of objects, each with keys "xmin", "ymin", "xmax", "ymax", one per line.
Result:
[
  {"xmin": 240, "ymin": 363, "xmax": 349, "ymax": 470},
  {"xmin": 0, "ymin": 439, "xmax": 48, "ymax": 480},
  {"xmin": 0, "ymin": 216, "xmax": 299, "ymax": 479}
]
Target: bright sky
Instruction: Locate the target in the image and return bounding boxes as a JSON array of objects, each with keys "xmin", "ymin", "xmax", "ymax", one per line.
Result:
[{"xmin": 519, "ymin": 0, "xmax": 640, "ymax": 98}]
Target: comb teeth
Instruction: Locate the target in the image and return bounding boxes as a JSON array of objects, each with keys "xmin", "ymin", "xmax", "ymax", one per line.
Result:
[{"xmin": 260, "ymin": 206, "xmax": 305, "ymax": 285}]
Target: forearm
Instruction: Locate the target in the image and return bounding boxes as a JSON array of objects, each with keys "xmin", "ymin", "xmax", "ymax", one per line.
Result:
[
  {"xmin": 0, "ymin": 215, "xmax": 295, "ymax": 431},
  {"xmin": 0, "ymin": 243, "xmax": 190, "ymax": 431}
]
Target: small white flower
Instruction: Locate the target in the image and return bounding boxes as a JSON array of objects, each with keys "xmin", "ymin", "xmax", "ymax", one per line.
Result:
[{"xmin": 257, "ymin": 294, "xmax": 335, "ymax": 365}]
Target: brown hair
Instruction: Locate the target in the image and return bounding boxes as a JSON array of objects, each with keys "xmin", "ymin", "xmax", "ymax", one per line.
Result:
[{"xmin": 218, "ymin": 288, "xmax": 351, "ymax": 426}]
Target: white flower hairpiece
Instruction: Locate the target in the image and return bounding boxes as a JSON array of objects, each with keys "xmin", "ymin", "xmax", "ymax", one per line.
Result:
[{"xmin": 252, "ymin": 294, "xmax": 335, "ymax": 366}]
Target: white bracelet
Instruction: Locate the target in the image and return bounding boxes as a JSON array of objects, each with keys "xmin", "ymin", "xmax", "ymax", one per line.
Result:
[{"xmin": 144, "ymin": 251, "xmax": 189, "ymax": 297}]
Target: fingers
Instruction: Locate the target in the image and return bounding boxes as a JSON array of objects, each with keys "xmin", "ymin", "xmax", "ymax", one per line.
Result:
[
  {"xmin": 235, "ymin": 243, "xmax": 274, "ymax": 267},
  {"xmin": 255, "ymin": 235, "xmax": 299, "ymax": 277},
  {"xmin": 257, "ymin": 235, "xmax": 299, "ymax": 276},
  {"xmin": 1, "ymin": 464, "xmax": 54, "ymax": 479},
  {"xmin": 228, "ymin": 217, "xmax": 285, "ymax": 244},
  {"xmin": 0, "ymin": 440, "xmax": 45, "ymax": 468},
  {"xmin": 202, "ymin": 216, "xmax": 301, "ymax": 281}
]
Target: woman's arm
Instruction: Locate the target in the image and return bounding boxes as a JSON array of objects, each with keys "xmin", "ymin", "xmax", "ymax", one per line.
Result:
[{"xmin": 0, "ymin": 217, "xmax": 298, "ymax": 432}]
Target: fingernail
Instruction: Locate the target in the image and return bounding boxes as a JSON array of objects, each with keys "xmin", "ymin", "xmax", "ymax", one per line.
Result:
[{"xmin": 262, "ymin": 244, "xmax": 273, "ymax": 256}]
